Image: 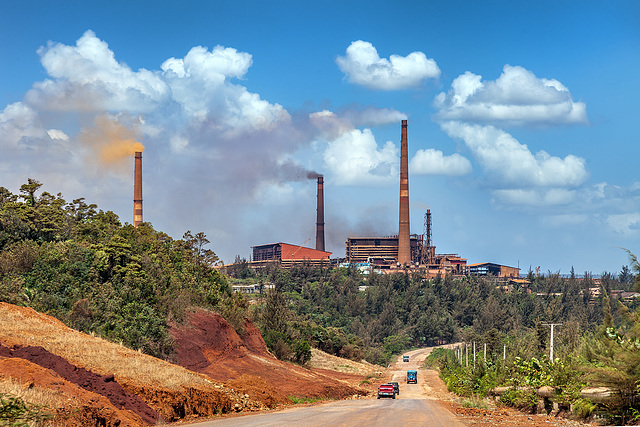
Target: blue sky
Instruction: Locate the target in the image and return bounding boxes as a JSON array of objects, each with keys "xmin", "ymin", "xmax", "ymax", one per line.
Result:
[{"xmin": 1, "ymin": 0, "xmax": 639, "ymax": 274}]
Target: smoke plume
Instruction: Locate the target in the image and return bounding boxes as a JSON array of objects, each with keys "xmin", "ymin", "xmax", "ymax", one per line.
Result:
[{"xmin": 80, "ymin": 115, "xmax": 144, "ymax": 168}]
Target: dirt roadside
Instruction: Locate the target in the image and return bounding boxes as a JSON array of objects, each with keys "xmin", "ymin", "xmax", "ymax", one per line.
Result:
[{"xmin": 386, "ymin": 346, "xmax": 593, "ymax": 427}]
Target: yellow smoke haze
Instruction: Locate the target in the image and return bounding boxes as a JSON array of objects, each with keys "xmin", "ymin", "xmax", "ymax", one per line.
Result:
[
  {"xmin": 81, "ymin": 115, "xmax": 144, "ymax": 167},
  {"xmin": 100, "ymin": 139, "xmax": 145, "ymax": 163}
]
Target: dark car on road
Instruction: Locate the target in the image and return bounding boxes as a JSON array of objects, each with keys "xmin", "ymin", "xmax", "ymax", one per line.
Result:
[
  {"xmin": 389, "ymin": 381, "xmax": 399, "ymax": 395},
  {"xmin": 403, "ymin": 355, "xmax": 409, "ymax": 362}
]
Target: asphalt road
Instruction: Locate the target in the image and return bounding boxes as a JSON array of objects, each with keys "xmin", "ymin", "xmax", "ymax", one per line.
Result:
[{"xmin": 179, "ymin": 346, "xmax": 465, "ymax": 427}]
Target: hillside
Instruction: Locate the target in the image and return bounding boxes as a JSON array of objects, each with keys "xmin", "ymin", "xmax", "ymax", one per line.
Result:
[
  {"xmin": 170, "ymin": 308, "xmax": 371, "ymax": 408},
  {"xmin": 0, "ymin": 302, "xmax": 372, "ymax": 426}
]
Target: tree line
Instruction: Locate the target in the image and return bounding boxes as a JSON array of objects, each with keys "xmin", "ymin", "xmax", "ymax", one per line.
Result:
[
  {"xmin": 234, "ymin": 259, "xmax": 637, "ymax": 367},
  {"xmin": 0, "ymin": 179, "xmax": 231, "ymax": 359}
]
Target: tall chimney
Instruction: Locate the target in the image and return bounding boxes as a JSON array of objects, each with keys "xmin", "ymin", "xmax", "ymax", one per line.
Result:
[
  {"xmin": 133, "ymin": 151, "xmax": 143, "ymax": 227},
  {"xmin": 398, "ymin": 120, "xmax": 410, "ymax": 265},
  {"xmin": 316, "ymin": 175, "xmax": 325, "ymax": 252}
]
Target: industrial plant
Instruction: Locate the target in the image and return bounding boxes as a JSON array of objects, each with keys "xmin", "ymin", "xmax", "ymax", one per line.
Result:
[
  {"xmin": 131, "ymin": 121, "xmax": 519, "ymax": 278},
  {"xmin": 342, "ymin": 120, "xmax": 469, "ymax": 277}
]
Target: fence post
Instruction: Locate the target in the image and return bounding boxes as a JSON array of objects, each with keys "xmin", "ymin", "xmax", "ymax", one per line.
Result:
[
  {"xmin": 473, "ymin": 342, "xmax": 476, "ymax": 368},
  {"xmin": 466, "ymin": 343, "xmax": 468, "ymax": 367}
]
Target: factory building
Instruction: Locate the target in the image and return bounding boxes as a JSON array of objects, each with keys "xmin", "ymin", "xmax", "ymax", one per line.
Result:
[
  {"xmin": 344, "ymin": 235, "xmax": 467, "ymax": 275},
  {"xmin": 467, "ymin": 262, "xmax": 519, "ymax": 278},
  {"xmin": 251, "ymin": 242, "xmax": 331, "ymax": 268},
  {"xmin": 345, "ymin": 235, "xmax": 424, "ymax": 266}
]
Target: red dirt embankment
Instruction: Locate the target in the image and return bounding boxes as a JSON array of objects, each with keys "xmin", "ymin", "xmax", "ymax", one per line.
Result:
[
  {"xmin": 0, "ymin": 344, "xmax": 157, "ymax": 424},
  {"xmin": 0, "ymin": 302, "xmax": 372, "ymax": 425},
  {"xmin": 0, "ymin": 302, "xmax": 262, "ymax": 426},
  {"xmin": 170, "ymin": 309, "xmax": 368, "ymax": 407}
]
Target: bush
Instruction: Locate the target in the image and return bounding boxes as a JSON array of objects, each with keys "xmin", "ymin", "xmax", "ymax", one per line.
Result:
[
  {"xmin": 499, "ymin": 387, "xmax": 538, "ymax": 412},
  {"xmin": 0, "ymin": 393, "xmax": 51, "ymax": 426},
  {"xmin": 263, "ymin": 330, "xmax": 291, "ymax": 360},
  {"xmin": 292, "ymin": 339, "xmax": 312, "ymax": 365}
]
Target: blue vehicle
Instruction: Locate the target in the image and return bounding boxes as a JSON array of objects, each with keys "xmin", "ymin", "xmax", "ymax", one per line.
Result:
[{"xmin": 407, "ymin": 370, "xmax": 417, "ymax": 384}]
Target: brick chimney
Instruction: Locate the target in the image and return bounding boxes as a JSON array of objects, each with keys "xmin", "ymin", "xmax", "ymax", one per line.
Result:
[
  {"xmin": 133, "ymin": 151, "xmax": 143, "ymax": 227},
  {"xmin": 316, "ymin": 176, "xmax": 325, "ymax": 252},
  {"xmin": 398, "ymin": 120, "xmax": 410, "ymax": 265}
]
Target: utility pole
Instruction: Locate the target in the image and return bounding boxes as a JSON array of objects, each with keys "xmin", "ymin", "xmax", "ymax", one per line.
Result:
[{"xmin": 542, "ymin": 323, "xmax": 562, "ymax": 362}]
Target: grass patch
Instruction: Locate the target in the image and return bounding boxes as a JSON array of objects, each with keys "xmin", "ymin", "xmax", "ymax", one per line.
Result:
[
  {"xmin": 461, "ymin": 395, "xmax": 489, "ymax": 409},
  {"xmin": 287, "ymin": 396, "xmax": 327, "ymax": 404},
  {"xmin": 0, "ymin": 387, "xmax": 54, "ymax": 426}
]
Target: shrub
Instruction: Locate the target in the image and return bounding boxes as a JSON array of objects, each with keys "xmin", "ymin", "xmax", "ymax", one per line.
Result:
[{"xmin": 0, "ymin": 393, "xmax": 51, "ymax": 426}]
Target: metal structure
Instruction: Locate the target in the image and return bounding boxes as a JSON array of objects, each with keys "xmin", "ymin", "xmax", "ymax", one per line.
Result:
[
  {"xmin": 398, "ymin": 120, "xmax": 411, "ymax": 265},
  {"xmin": 316, "ymin": 176, "xmax": 325, "ymax": 252},
  {"xmin": 133, "ymin": 151, "xmax": 143, "ymax": 227},
  {"xmin": 421, "ymin": 209, "xmax": 435, "ymax": 265},
  {"xmin": 345, "ymin": 234, "xmax": 424, "ymax": 266}
]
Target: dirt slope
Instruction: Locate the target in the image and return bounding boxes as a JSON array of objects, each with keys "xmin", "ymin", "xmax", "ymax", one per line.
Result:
[
  {"xmin": 0, "ymin": 302, "xmax": 264, "ymax": 425},
  {"xmin": 170, "ymin": 309, "xmax": 370, "ymax": 407}
]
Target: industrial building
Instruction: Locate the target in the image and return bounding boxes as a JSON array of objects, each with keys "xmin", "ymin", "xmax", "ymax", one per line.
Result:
[
  {"xmin": 467, "ymin": 262, "xmax": 519, "ymax": 278},
  {"xmin": 345, "ymin": 235, "xmax": 424, "ymax": 265},
  {"xmin": 240, "ymin": 174, "xmax": 330, "ymax": 270},
  {"xmin": 344, "ymin": 234, "xmax": 467, "ymax": 275},
  {"xmin": 251, "ymin": 242, "xmax": 331, "ymax": 268}
]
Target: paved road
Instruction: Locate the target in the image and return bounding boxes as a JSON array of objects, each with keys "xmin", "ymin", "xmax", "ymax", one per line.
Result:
[{"xmin": 179, "ymin": 346, "xmax": 464, "ymax": 427}]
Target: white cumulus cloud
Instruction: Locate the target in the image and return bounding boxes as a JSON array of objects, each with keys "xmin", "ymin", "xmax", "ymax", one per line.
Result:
[
  {"xmin": 441, "ymin": 121, "xmax": 588, "ymax": 187},
  {"xmin": 0, "ymin": 102, "xmax": 48, "ymax": 149},
  {"xmin": 410, "ymin": 149, "xmax": 471, "ymax": 176},
  {"xmin": 435, "ymin": 65, "xmax": 587, "ymax": 126},
  {"xmin": 323, "ymin": 127, "xmax": 398, "ymax": 186},
  {"xmin": 336, "ymin": 40, "xmax": 440, "ymax": 90},
  {"xmin": 310, "ymin": 109, "xmax": 403, "ymax": 185},
  {"xmin": 27, "ymin": 30, "xmax": 169, "ymax": 112},
  {"xmin": 607, "ymin": 213, "xmax": 640, "ymax": 235}
]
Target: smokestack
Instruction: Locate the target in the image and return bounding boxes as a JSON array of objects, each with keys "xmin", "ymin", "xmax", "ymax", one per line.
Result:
[
  {"xmin": 133, "ymin": 151, "xmax": 143, "ymax": 227},
  {"xmin": 398, "ymin": 120, "xmax": 410, "ymax": 265},
  {"xmin": 316, "ymin": 175, "xmax": 325, "ymax": 252}
]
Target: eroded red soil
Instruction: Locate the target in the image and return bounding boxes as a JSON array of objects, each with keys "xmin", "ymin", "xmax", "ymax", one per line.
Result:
[
  {"xmin": 170, "ymin": 309, "xmax": 368, "ymax": 407},
  {"xmin": 0, "ymin": 343, "xmax": 157, "ymax": 424}
]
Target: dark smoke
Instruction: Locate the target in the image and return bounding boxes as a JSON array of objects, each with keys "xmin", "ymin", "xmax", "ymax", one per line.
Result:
[{"xmin": 276, "ymin": 159, "xmax": 321, "ymax": 182}]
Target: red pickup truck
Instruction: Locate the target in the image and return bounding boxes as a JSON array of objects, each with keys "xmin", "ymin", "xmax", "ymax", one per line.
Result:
[{"xmin": 377, "ymin": 383, "xmax": 396, "ymax": 399}]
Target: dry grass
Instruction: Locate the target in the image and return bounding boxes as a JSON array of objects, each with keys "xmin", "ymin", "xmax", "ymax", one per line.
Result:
[
  {"xmin": 0, "ymin": 378, "xmax": 65, "ymax": 410},
  {"xmin": 0, "ymin": 303, "xmax": 218, "ymax": 391},
  {"xmin": 307, "ymin": 348, "xmax": 380, "ymax": 375}
]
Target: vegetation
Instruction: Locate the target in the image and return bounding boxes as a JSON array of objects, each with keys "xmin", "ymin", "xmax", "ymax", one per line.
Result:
[
  {"xmin": 0, "ymin": 393, "xmax": 51, "ymax": 427},
  {"xmin": 238, "ymin": 261, "xmax": 633, "ymax": 367},
  {"xmin": 422, "ymin": 249, "xmax": 640, "ymax": 424},
  {"xmin": 0, "ymin": 179, "xmax": 231, "ymax": 360},
  {"xmin": 3, "ymin": 179, "xmax": 640, "ymax": 422}
]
